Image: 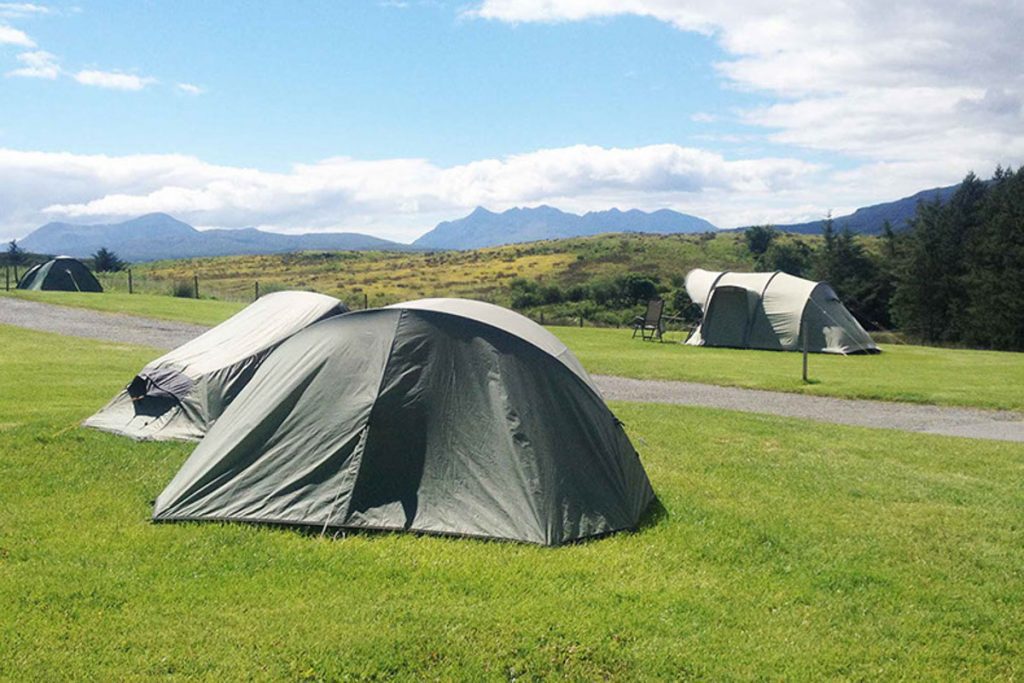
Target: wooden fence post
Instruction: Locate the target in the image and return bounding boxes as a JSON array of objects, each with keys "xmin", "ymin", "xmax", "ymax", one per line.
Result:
[
  {"xmin": 364, "ymin": 293, "xmax": 368, "ymax": 310},
  {"xmin": 801, "ymin": 320, "xmax": 809, "ymax": 383},
  {"xmin": 254, "ymin": 281, "xmax": 260, "ymax": 300},
  {"xmin": 193, "ymin": 274, "xmax": 200, "ymax": 299},
  {"xmin": 579, "ymin": 315, "xmax": 584, "ymax": 328},
  {"xmin": 128, "ymin": 268, "xmax": 133, "ymax": 294},
  {"xmin": 5, "ymin": 265, "xmax": 9, "ymax": 291},
  {"xmin": 540, "ymin": 312, "xmax": 544, "ymax": 326}
]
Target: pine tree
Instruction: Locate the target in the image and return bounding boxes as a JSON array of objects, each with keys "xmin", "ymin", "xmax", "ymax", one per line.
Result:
[
  {"xmin": 941, "ymin": 172, "xmax": 987, "ymax": 340},
  {"xmin": 891, "ymin": 199, "xmax": 949, "ymax": 341},
  {"xmin": 964, "ymin": 166, "xmax": 1024, "ymax": 350},
  {"xmin": 91, "ymin": 247, "xmax": 127, "ymax": 272},
  {"xmin": 6, "ymin": 240, "xmax": 24, "ymax": 266}
]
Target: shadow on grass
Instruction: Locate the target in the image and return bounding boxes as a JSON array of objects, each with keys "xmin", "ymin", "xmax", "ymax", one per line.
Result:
[{"xmin": 636, "ymin": 496, "xmax": 668, "ymax": 533}]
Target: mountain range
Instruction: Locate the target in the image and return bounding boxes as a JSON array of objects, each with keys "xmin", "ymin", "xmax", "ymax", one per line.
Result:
[
  {"xmin": 771, "ymin": 184, "xmax": 959, "ymax": 234},
  {"xmin": 16, "ymin": 182, "xmax": 960, "ymax": 260},
  {"xmin": 412, "ymin": 205, "xmax": 717, "ymax": 249},
  {"xmin": 19, "ymin": 213, "xmax": 407, "ymax": 262}
]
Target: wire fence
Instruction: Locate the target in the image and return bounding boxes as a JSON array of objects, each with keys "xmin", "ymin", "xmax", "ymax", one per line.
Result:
[
  {"xmin": 88, "ymin": 269, "xmax": 691, "ymax": 332},
  {"xmin": 4, "ymin": 264, "xmax": 697, "ymax": 337}
]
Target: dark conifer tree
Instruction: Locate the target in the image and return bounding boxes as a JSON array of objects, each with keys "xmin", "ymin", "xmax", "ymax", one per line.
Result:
[{"xmin": 91, "ymin": 247, "xmax": 127, "ymax": 272}]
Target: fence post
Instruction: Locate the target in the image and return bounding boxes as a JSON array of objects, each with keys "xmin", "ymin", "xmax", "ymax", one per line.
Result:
[
  {"xmin": 128, "ymin": 268, "xmax": 133, "ymax": 294},
  {"xmin": 193, "ymin": 274, "xmax": 200, "ymax": 300},
  {"xmin": 801, "ymin": 319, "xmax": 809, "ymax": 383},
  {"xmin": 364, "ymin": 293, "xmax": 368, "ymax": 310},
  {"xmin": 254, "ymin": 281, "xmax": 260, "ymax": 300},
  {"xmin": 540, "ymin": 312, "xmax": 544, "ymax": 326},
  {"xmin": 579, "ymin": 315, "xmax": 584, "ymax": 328},
  {"xmin": 4, "ymin": 265, "xmax": 9, "ymax": 291}
]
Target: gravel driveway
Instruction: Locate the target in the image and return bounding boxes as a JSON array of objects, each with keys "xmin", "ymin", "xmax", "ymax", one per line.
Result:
[
  {"xmin": 4, "ymin": 295, "xmax": 1022, "ymax": 443},
  {"xmin": 0, "ymin": 296, "xmax": 207, "ymax": 349},
  {"xmin": 593, "ymin": 375, "xmax": 1024, "ymax": 443}
]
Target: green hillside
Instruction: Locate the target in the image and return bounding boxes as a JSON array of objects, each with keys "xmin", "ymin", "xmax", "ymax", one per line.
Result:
[{"xmin": 94, "ymin": 231, "xmax": 821, "ymax": 325}]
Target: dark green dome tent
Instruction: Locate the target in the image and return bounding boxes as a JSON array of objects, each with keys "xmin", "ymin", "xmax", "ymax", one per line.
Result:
[
  {"xmin": 154, "ymin": 298, "xmax": 655, "ymax": 546},
  {"xmin": 85, "ymin": 291, "xmax": 348, "ymax": 441},
  {"xmin": 17, "ymin": 256, "xmax": 103, "ymax": 292}
]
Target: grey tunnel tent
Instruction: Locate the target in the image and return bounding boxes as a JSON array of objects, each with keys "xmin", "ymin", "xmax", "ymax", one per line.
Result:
[
  {"xmin": 153, "ymin": 298, "xmax": 655, "ymax": 546},
  {"xmin": 684, "ymin": 269, "xmax": 879, "ymax": 354},
  {"xmin": 17, "ymin": 256, "xmax": 103, "ymax": 292},
  {"xmin": 85, "ymin": 291, "xmax": 348, "ymax": 441}
]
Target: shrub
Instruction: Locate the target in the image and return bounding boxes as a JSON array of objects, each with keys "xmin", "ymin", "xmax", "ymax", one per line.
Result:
[{"xmin": 171, "ymin": 280, "xmax": 195, "ymax": 298}]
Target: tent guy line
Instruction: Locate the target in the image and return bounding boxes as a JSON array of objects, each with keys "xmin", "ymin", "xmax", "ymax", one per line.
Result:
[{"xmin": 1, "ymin": 296, "xmax": 1021, "ymax": 443}]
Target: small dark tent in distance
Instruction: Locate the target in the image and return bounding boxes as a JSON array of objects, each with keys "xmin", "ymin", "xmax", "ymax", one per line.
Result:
[
  {"xmin": 85, "ymin": 291, "xmax": 348, "ymax": 441},
  {"xmin": 17, "ymin": 256, "xmax": 103, "ymax": 292},
  {"xmin": 685, "ymin": 268, "xmax": 879, "ymax": 354},
  {"xmin": 153, "ymin": 298, "xmax": 655, "ymax": 546}
]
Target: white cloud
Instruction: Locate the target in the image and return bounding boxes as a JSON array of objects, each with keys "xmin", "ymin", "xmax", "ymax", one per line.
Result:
[
  {"xmin": 471, "ymin": 1, "xmax": 1024, "ymax": 173},
  {"xmin": 0, "ymin": 23, "xmax": 33, "ymax": 45},
  {"xmin": 73, "ymin": 69, "xmax": 156, "ymax": 91},
  {"xmin": 6, "ymin": 48, "xmax": 57, "ymax": 78},
  {"xmin": 0, "ymin": 144, "xmax": 831, "ymax": 241},
  {"xmin": 0, "ymin": 3, "xmax": 51, "ymax": 18},
  {"xmin": 175, "ymin": 82, "xmax": 203, "ymax": 95}
]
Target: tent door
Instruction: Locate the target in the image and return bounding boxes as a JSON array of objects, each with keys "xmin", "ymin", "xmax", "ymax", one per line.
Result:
[{"xmin": 701, "ymin": 286, "xmax": 750, "ymax": 348}]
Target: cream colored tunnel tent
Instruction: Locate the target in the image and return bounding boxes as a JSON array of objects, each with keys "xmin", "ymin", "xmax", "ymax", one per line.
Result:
[
  {"xmin": 685, "ymin": 269, "xmax": 879, "ymax": 354},
  {"xmin": 153, "ymin": 298, "xmax": 655, "ymax": 546},
  {"xmin": 17, "ymin": 256, "xmax": 103, "ymax": 292},
  {"xmin": 84, "ymin": 291, "xmax": 348, "ymax": 441}
]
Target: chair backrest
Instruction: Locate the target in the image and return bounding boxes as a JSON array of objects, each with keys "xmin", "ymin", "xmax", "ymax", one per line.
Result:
[{"xmin": 644, "ymin": 299, "xmax": 664, "ymax": 325}]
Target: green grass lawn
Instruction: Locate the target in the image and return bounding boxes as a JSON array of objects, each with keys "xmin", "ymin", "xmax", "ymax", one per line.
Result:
[
  {"xmin": 5, "ymin": 289, "xmax": 1023, "ymax": 411},
  {"xmin": 2, "ymin": 324, "xmax": 1023, "ymax": 679},
  {"xmin": 558, "ymin": 326, "xmax": 1024, "ymax": 411}
]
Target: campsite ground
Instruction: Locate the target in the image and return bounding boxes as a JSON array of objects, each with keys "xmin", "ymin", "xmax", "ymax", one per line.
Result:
[
  {"xmin": 4, "ymin": 290, "xmax": 1023, "ymax": 411},
  {"xmin": 0, "ymin": 290, "xmax": 244, "ymax": 327},
  {"xmin": 2, "ymin": 323, "xmax": 1023, "ymax": 679}
]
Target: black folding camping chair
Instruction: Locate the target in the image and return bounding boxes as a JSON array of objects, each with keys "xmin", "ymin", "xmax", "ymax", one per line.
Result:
[{"xmin": 631, "ymin": 299, "xmax": 665, "ymax": 341}]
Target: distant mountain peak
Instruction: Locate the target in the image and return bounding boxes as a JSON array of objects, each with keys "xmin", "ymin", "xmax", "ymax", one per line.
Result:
[
  {"xmin": 19, "ymin": 213, "xmax": 409, "ymax": 261},
  {"xmin": 413, "ymin": 205, "xmax": 717, "ymax": 250},
  {"xmin": 770, "ymin": 183, "xmax": 961, "ymax": 235}
]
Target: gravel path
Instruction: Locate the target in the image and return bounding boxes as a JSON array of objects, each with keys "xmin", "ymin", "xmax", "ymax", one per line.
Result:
[
  {"xmin": 4, "ymin": 295, "xmax": 1022, "ymax": 443},
  {"xmin": 593, "ymin": 375, "xmax": 1024, "ymax": 443},
  {"xmin": 0, "ymin": 296, "xmax": 207, "ymax": 350}
]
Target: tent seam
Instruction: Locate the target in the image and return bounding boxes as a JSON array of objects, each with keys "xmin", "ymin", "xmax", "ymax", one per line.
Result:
[{"xmin": 331, "ymin": 308, "xmax": 407, "ymax": 525}]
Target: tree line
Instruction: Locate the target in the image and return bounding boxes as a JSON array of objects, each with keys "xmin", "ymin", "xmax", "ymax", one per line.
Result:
[
  {"xmin": 747, "ymin": 167, "xmax": 1023, "ymax": 352},
  {"xmin": 4, "ymin": 242, "xmax": 127, "ymax": 273}
]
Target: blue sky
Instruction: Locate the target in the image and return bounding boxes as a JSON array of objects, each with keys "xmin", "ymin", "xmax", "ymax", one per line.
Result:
[
  {"xmin": 4, "ymin": 2, "xmax": 770, "ymax": 165},
  {"xmin": 1, "ymin": 1, "xmax": 1021, "ymax": 241}
]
